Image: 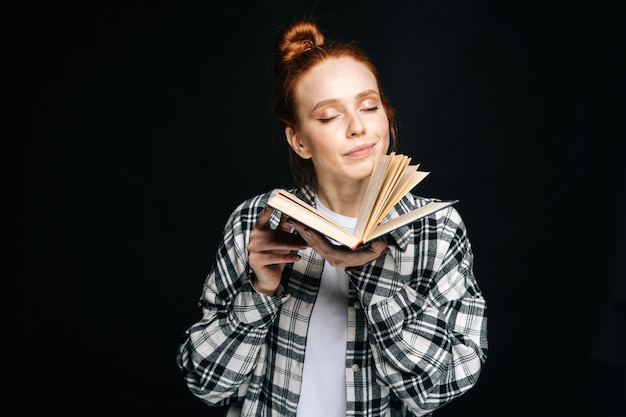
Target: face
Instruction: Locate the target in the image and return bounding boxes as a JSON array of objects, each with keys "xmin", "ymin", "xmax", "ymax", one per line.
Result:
[{"xmin": 286, "ymin": 57, "xmax": 390, "ymax": 187}]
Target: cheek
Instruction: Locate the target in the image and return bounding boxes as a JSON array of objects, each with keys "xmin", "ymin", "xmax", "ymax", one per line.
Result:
[
  {"xmin": 374, "ymin": 116, "xmax": 391, "ymax": 141},
  {"xmin": 303, "ymin": 130, "xmax": 334, "ymax": 152}
]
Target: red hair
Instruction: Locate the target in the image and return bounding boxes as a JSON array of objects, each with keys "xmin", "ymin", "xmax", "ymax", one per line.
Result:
[{"xmin": 272, "ymin": 20, "xmax": 397, "ymax": 191}]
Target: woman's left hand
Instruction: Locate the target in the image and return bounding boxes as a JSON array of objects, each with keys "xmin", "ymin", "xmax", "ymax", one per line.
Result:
[{"xmin": 288, "ymin": 219, "xmax": 387, "ymax": 267}]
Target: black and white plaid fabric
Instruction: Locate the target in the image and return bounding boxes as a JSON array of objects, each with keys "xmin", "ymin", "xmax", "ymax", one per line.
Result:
[{"xmin": 177, "ymin": 186, "xmax": 488, "ymax": 416}]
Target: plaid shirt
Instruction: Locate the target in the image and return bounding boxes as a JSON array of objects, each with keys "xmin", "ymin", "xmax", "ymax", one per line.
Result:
[{"xmin": 177, "ymin": 186, "xmax": 488, "ymax": 416}]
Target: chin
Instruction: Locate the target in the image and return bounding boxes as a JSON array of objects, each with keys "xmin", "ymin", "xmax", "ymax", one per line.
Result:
[{"xmin": 351, "ymin": 158, "xmax": 377, "ymax": 180}]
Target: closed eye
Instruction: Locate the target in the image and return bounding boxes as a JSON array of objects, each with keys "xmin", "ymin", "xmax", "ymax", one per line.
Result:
[{"xmin": 317, "ymin": 115, "xmax": 338, "ymax": 123}]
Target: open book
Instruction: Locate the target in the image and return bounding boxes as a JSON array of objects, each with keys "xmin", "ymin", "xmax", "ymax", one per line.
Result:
[{"xmin": 267, "ymin": 153, "xmax": 458, "ymax": 250}]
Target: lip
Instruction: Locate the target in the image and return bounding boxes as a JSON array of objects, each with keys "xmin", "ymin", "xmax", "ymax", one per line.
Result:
[{"xmin": 344, "ymin": 143, "xmax": 376, "ymax": 158}]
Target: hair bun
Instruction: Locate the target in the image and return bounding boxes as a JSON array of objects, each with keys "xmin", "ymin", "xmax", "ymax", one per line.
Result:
[{"xmin": 274, "ymin": 20, "xmax": 325, "ymax": 75}]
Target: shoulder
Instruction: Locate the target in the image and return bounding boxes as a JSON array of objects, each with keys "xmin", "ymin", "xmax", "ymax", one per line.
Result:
[
  {"xmin": 226, "ymin": 189, "xmax": 279, "ymax": 225},
  {"xmin": 401, "ymin": 192, "xmax": 468, "ymax": 230}
]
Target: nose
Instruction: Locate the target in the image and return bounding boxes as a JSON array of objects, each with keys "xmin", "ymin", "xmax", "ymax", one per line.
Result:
[{"xmin": 347, "ymin": 115, "xmax": 366, "ymax": 138}]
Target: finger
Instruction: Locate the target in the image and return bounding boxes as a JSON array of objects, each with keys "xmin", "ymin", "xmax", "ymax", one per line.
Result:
[
  {"xmin": 248, "ymin": 229, "xmax": 307, "ymax": 254},
  {"xmin": 277, "ymin": 214, "xmax": 297, "ymax": 233},
  {"xmin": 254, "ymin": 205, "xmax": 274, "ymax": 230},
  {"xmin": 288, "ymin": 221, "xmax": 321, "ymax": 245},
  {"xmin": 249, "ymin": 251, "xmax": 302, "ymax": 266},
  {"xmin": 295, "ymin": 224, "xmax": 386, "ymax": 267},
  {"xmin": 367, "ymin": 238, "xmax": 387, "ymax": 255},
  {"xmin": 328, "ymin": 241, "xmax": 387, "ymax": 267},
  {"xmin": 269, "ymin": 215, "xmax": 309, "ymax": 248}
]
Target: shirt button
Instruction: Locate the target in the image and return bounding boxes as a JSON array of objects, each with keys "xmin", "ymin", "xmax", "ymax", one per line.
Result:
[
  {"xmin": 353, "ymin": 301, "xmax": 361, "ymax": 309},
  {"xmin": 351, "ymin": 364, "xmax": 360, "ymax": 372}
]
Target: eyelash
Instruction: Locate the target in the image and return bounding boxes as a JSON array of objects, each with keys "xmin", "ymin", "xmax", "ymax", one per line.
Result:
[{"xmin": 318, "ymin": 105, "xmax": 380, "ymax": 123}]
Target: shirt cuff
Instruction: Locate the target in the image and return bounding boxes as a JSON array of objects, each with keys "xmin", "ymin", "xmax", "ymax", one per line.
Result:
[{"xmin": 231, "ymin": 280, "xmax": 289, "ymax": 327}]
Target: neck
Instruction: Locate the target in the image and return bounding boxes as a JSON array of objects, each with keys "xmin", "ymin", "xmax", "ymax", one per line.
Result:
[{"xmin": 316, "ymin": 182, "xmax": 368, "ymax": 217}]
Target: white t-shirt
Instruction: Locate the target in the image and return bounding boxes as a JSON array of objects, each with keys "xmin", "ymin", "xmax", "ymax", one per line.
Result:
[{"xmin": 296, "ymin": 197, "xmax": 356, "ymax": 417}]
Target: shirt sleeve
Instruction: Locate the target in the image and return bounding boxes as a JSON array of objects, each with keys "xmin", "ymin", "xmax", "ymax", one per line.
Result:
[
  {"xmin": 347, "ymin": 206, "xmax": 488, "ymax": 416},
  {"xmin": 176, "ymin": 197, "xmax": 289, "ymax": 406}
]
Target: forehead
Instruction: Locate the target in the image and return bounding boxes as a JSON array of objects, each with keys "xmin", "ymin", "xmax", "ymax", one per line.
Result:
[{"xmin": 295, "ymin": 57, "xmax": 379, "ymax": 102}]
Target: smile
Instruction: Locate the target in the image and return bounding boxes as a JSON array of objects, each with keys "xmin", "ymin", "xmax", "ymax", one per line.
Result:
[{"xmin": 344, "ymin": 143, "xmax": 376, "ymax": 158}]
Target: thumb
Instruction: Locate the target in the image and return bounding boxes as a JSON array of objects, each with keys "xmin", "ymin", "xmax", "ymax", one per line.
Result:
[{"xmin": 368, "ymin": 237, "xmax": 387, "ymax": 253}]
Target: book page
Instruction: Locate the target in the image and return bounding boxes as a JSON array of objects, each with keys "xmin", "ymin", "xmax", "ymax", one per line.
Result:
[
  {"xmin": 353, "ymin": 154, "xmax": 392, "ymax": 238},
  {"xmin": 268, "ymin": 190, "xmax": 362, "ymax": 249},
  {"xmin": 267, "ymin": 154, "xmax": 452, "ymax": 250},
  {"xmin": 364, "ymin": 200, "xmax": 458, "ymax": 242},
  {"xmin": 366, "ymin": 168, "xmax": 430, "ymax": 236},
  {"xmin": 364, "ymin": 154, "xmax": 411, "ymax": 235}
]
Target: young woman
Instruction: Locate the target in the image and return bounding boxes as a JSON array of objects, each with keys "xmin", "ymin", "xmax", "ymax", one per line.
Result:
[{"xmin": 177, "ymin": 18, "xmax": 488, "ymax": 417}]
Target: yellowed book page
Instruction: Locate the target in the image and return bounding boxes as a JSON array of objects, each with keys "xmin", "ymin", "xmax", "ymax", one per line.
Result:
[
  {"xmin": 379, "ymin": 169, "xmax": 429, "ymax": 221},
  {"xmin": 366, "ymin": 154, "xmax": 411, "ymax": 233},
  {"xmin": 354, "ymin": 154, "xmax": 393, "ymax": 238},
  {"xmin": 268, "ymin": 190, "xmax": 361, "ymax": 249},
  {"xmin": 361, "ymin": 168, "xmax": 429, "ymax": 239},
  {"xmin": 364, "ymin": 200, "xmax": 457, "ymax": 242}
]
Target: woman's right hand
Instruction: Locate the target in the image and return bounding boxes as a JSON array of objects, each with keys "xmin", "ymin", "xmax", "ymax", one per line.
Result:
[{"xmin": 247, "ymin": 206, "xmax": 308, "ymax": 296}]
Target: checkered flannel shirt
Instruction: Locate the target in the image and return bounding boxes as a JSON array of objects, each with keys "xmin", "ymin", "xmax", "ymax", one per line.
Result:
[{"xmin": 177, "ymin": 186, "xmax": 488, "ymax": 416}]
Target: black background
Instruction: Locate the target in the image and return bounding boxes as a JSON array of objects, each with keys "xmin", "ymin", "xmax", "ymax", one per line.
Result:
[{"xmin": 12, "ymin": 0, "xmax": 624, "ymax": 416}]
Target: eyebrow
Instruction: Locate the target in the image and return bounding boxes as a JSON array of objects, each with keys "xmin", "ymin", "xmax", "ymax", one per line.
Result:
[{"xmin": 311, "ymin": 89, "xmax": 380, "ymax": 112}]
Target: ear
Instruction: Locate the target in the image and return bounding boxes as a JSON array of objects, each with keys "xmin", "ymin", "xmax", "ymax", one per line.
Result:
[{"xmin": 285, "ymin": 126, "xmax": 312, "ymax": 159}]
